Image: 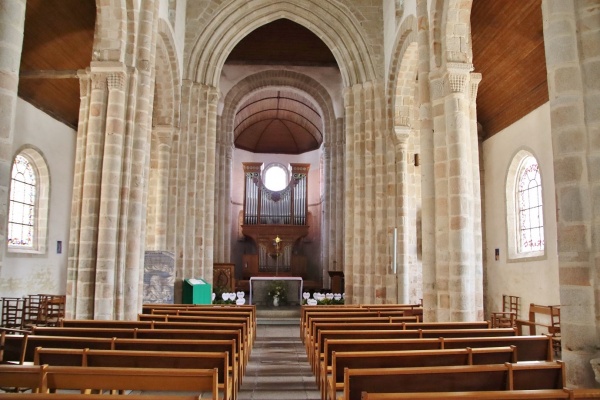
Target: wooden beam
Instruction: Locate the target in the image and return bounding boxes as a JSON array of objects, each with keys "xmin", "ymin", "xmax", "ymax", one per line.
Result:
[{"xmin": 19, "ymin": 70, "xmax": 79, "ymax": 79}]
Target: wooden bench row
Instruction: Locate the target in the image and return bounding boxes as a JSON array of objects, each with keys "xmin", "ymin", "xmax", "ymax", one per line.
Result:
[
  {"xmin": 310, "ymin": 326, "xmax": 517, "ymax": 374},
  {"xmin": 33, "ymin": 347, "xmax": 234, "ymax": 400},
  {"xmin": 0, "ymin": 364, "xmax": 218, "ymax": 398},
  {"xmin": 300, "ymin": 304, "xmax": 425, "ymax": 342},
  {"xmin": 360, "ymin": 388, "xmax": 600, "ymax": 400},
  {"xmin": 2, "ymin": 329, "xmax": 246, "ymax": 388},
  {"xmin": 340, "ymin": 361, "xmax": 566, "ymax": 400},
  {"xmin": 322, "ymin": 346, "xmax": 517, "ymax": 400}
]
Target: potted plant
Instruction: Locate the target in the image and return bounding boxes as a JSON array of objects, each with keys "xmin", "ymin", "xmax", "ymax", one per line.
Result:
[{"xmin": 267, "ymin": 280, "xmax": 287, "ymax": 306}]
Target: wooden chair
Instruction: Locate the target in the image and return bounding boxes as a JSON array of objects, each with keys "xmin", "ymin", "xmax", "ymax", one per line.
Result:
[
  {"xmin": 1, "ymin": 298, "xmax": 24, "ymax": 329},
  {"xmin": 492, "ymin": 295, "xmax": 520, "ymax": 328}
]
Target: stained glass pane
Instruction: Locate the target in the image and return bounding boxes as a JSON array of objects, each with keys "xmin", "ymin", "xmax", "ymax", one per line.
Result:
[
  {"xmin": 7, "ymin": 155, "xmax": 36, "ymax": 248},
  {"xmin": 517, "ymin": 156, "xmax": 544, "ymax": 253}
]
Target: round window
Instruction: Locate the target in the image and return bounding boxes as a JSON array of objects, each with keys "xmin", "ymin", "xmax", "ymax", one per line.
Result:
[{"xmin": 263, "ymin": 164, "xmax": 289, "ymax": 191}]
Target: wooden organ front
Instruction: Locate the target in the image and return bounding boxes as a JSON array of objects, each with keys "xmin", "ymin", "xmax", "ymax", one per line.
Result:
[{"xmin": 241, "ymin": 162, "xmax": 310, "ymax": 277}]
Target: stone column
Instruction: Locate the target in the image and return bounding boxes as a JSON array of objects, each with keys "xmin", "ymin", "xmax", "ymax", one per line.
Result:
[
  {"xmin": 214, "ymin": 132, "xmax": 233, "ymax": 264},
  {"xmin": 0, "ymin": 0, "xmax": 25, "ymax": 273},
  {"xmin": 394, "ymin": 126, "xmax": 411, "ymax": 303},
  {"xmin": 334, "ymin": 118, "xmax": 345, "ymax": 274},
  {"xmin": 321, "ymin": 143, "xmax": 331, "ymax": 287},
  {"xmin": 429, "ymin": 61, "xmax": 483, "ymax": 322},
  {"xmin": 417, "ymin": 0, "xmax": 437, "ymax": 321},
  {"xmin": 177, "ymin": 82, "xmax": 219, "ymax": 285},
  {"xmin": 343, "ymin": 81, "xmax": 388, "ymax": 304},
  {"xmin": 542, "ymin": 0, "xmax": 600, "ymax": 387},
  {"xmin": 147, "ymin": 125, "xmax": 172, "ymax": 250},
  {"xmin": 95, "ymin": 68, "xmax": 127, "ymax": 320},
  {"xmin": 69, "ymin": 70, "xmax": 108, "ymax": 319}
]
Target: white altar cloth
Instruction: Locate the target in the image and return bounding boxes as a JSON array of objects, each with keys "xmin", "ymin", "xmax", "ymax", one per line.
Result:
[{"xmin": 249, "ymin": 276, "xmax": 303, "ymax": 305}]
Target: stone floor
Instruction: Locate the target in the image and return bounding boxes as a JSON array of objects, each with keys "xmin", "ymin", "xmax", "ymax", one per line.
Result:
[{"xmin": 237, "ymin": 319, "xmax": 320, "ymax": 400}]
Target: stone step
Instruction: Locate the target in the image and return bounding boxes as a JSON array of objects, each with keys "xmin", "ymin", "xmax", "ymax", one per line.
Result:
[{"xmin": 257, "ymin": 317, "xmax": 300, "ymax": 325}]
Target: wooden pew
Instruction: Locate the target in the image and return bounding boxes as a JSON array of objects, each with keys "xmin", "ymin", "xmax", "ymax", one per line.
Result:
[
  {"xmin": 34, "ymin": 348, "xmax": 232, "ymax": 400},
  {"xmin": 360, "ymin": 389, "xmax": 600, "ymax": 399},
  {"xmin": 1, "ymin": 333, "xmax": 28, "ymax": 364},
  {"xmin": 325, "ymin": 346, "xmax": 517, "ymax": 400},
  {"xmin": 441, "ymin": 335, "xmax": 554, "ymax": 361},
  {"xmin": 308, "ymin": 323, "xmax": 406, "ymax": 370},
  {"xmin": 306, "ymin": 316, "xmax": 418, "ymax": 352},
  {"xmin": 342, "ymin": 361, "xmax": 565, "ymax": 400},
  {"xmin": 32, "ymin": 326, "xmax": 135, "ymax": 339},
  {"xmin": 312, "ymin": 327, "xmax": 515, "ymax": 375},
  {"xmin": 135, "ymin": 328, "xmax": 246, "ymax": 375},
  {"xmin": 60, "ymin": 320, "xmax": 153, "ymax": 329},
  {"xmin": 43, "ymin": 366, "xmax": 219, "ymax": 398},
  {"xmin": 111, "ymin": 338, "xmax": 239, "ymax": 388},
  {"xmin": 302, "ymin": 310, "xmax": 412, "ymax": 340},
  {"xmin": 0, "ymin": 394, "xmax": 202, "ymax": 400},
  {"xmin": 0, "ymin": 364, "xmax": 46, "ymax": 393},
  {"xmin": 320, "ymin": 337, "xmax": 443, "ymax": 392},
  {"xmin": 138, "ymin": 314, "xmax": 253, "ymax": 350},
  {"xmin": 150, "ymin": 308, "xmax": 256, "ymax": 341},
  {"xmin": 13, "ymin": 336, "xmax": 115, "ymax": 363},
  {"xmin": 314, "ymin": 330, "xmax": 423, "ymax": 376}
]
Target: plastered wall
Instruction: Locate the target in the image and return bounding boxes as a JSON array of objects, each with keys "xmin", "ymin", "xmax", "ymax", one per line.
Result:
[
  {"xmin": 1, "ymin": 99, "xmax": 76, "ymax": 298},
  {"xmin": 482, "ymin": 102, "xmax": 560, "ymax": 321}
]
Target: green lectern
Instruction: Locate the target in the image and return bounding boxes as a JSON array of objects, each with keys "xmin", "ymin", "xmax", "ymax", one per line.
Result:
[{"xmin": 182, "ymin": 278, "xmax": 212, "ymax": 304}]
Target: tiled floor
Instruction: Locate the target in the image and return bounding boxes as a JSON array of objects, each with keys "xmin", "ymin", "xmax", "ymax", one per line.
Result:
[{"xmin": 238, "ymin": 322, "xmax": 320, "ymax": 400}]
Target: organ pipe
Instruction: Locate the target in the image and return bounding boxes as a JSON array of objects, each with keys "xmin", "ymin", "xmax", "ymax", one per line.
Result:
[{"xmin": 243, "ymin": 162, "xmax": 309, "ymax": 226}]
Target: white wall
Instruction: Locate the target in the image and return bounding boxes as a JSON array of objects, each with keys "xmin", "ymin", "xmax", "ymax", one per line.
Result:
[
  {"xmin": 482, "ymin": 102, "xmax": 560, "ymax": 322},
  {"xmin": 1, "ymin": 99, "xmax": 76, "ymax": 298}
]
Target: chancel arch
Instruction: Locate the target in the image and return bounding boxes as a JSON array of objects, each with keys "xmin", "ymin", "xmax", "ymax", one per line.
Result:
[{"xmin": 186, "ymin": 1, "xmax": 376, "ymax": 87}]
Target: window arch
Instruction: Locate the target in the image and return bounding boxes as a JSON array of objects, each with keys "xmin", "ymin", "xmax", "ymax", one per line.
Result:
[
  {"xmin": 7, "ymin": 148, "xmax": 50, "ymax": 254},
  {"xmin": 506, "ymin": 150, "xmax": 545, "ymax": 260}
]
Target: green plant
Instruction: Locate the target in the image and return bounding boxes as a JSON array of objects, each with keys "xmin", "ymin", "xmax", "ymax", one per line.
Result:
[{"xmin": 267, "ymin": 280, "xmax": 288, "ymax": 304}]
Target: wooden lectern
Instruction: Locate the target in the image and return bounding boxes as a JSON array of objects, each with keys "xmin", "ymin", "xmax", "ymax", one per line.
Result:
[{"xmin": 328, "ymin": 270, "xmax": 344, "ymax": 294}]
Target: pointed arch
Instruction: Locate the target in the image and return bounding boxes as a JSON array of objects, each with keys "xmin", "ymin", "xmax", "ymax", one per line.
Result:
[{"xmin": 186, "ymin": 0, "xmax": 376, "ymax": 87}]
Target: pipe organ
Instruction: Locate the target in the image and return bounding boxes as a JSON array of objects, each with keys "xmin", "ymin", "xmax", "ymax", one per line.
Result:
[{"xmin": 242, "ymin": 163, "xmax": 310, "ymax": 275}]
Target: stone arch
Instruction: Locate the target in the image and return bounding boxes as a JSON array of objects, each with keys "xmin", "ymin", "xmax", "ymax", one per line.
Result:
[
  {"xmin": 154, "ymin": 19, "xmax": 181, "ymax": 128},
  {"xmin": 187, "ymin": 0, "xmax": 376, "ymax": 88},
  {"xmin": 221, "ymin": 70, "xmax": 337, "ymax": 146},
  {"xmin": 386, "ymin": 15, "xmax": 418, "ymax": 132},
  {"xmin": 430, "ymin": 0, "xmax": 473, "ymax": 67},
  {"xmin": 93, "ymin": 0, "xmax": 128, "ymax": 62}
]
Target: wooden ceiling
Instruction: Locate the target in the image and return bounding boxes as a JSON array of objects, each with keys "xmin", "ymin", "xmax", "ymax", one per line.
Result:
[
  {"xmin": 17, "ymin": 1, "xmax": 547, "ymax": 142},
  {"xmin": 471, "ymin": 0, "xmax": 548, "ymax": 139},
  {"xmin": 18, "ymin": 0, "xmax": 95, "ymax": 129},
  {"xmin": 234, "ymin": 89, "xmax": 323, "ymax": 154}
]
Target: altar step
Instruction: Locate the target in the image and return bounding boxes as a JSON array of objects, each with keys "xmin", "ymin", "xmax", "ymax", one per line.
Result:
[{"xmin": 256, "ymin": 305, "xmax": 301, "ymax": 325}]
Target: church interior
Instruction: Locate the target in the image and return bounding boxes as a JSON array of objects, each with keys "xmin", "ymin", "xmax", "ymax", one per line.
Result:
[{"xmin": 0, "ymin": 0, "xmax": 599, "ymax": 391}]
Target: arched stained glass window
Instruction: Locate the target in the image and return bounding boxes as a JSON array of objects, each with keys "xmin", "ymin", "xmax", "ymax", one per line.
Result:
[
  {"xmin": 506, "ymin": 150, "xmax": 545, "ymax": 260},
  {"xmin": 517, "ymin": 156, "xmax": 544, "ymax": 253},
  {"xmin": 7, "ymin": 149, "xmax": 49, "ymax": 254},
  {"xmin": 8, "ymin": 155, "xmax": 36, "ymax": 247}
]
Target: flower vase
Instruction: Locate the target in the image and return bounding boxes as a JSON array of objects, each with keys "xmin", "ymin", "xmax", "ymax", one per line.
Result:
[{"xmin": 273, "ymin": 296, "xmax": 279, "ymax": 307}]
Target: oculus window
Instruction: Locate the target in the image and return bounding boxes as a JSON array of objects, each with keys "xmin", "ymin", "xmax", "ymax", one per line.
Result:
[{"xmin": 262, "ymin": 163, "xmax": 289, "ymax": 192}]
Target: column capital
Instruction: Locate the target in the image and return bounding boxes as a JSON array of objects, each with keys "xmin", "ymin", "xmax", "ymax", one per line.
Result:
[
  {"xmin": 394, "ymin": 125, "xmax": 411, "ymax": 147},
  {"xmin": 470, "ymin": 72, "xmax": 482, "ymax": 102},
  {"xmin": 446, "ymin": 62, "xmax": 474, "ymax": 94},
  {"xmin": 152, "ymin": 125, "xmax": 175, "ymax": 146}
]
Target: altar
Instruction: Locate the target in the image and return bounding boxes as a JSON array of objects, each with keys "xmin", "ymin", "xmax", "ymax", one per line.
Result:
[{"xmin": 249, "ymin": 276, "xmax": 303, "ymax": 305}]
